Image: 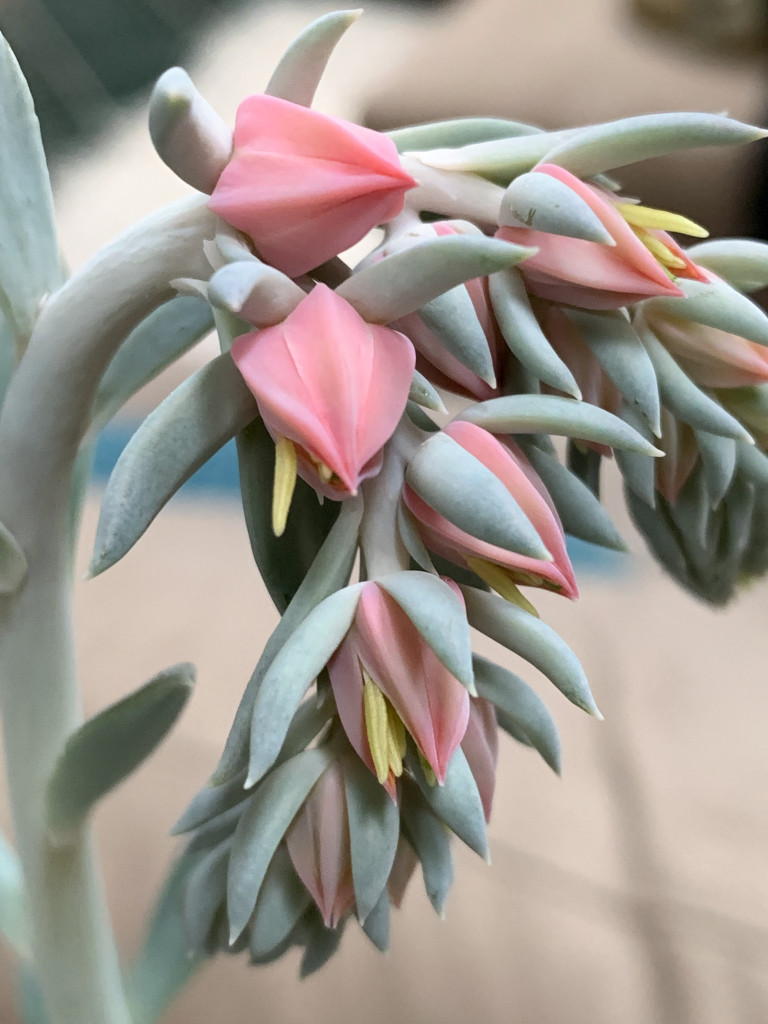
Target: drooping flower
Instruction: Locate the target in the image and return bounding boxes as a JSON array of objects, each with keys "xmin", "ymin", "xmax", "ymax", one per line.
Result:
[
  {"xmin": 285, "ymin": 761, "xmax": 355, "ymax": 928},
  {"xmin": 461, "ymin": 697, "xmax": 499, "ymax": 822},
  {"xmin": 403, "ymin": 420, "xmax": 578, "ymax": 601},
  {"xmin": 328, "ymin": 581, "xmax": 470, "ymax": 796},
  {"xmin": 231, "ymin": 284, "xmax": 415, "ymax": 525},
  {"xmin": 209, "ymin": 94, "xmax": 417, "ymax": 277},
  {"xmin": 497, "ymin": 163, "xmax": 708, "ymax": 310},
  {"xmin": 644, "ymin": 270, "xmax": 768, "ymax": 389}
]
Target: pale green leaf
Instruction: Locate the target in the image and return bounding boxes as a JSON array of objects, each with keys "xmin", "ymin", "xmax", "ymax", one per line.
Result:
[
  {"xmin": 389, "ymin": 116, "xmax": 541, "ymax": 153},
  {"xmin": 249, "ymin": 846, "xmax": 311, "ymax": 960},
  {"xmin": 343, "ymin": 758, "xmax": 400, "ymax": 923},
  {"xmin": 0, "ymin": 518, "xmax": 27, "ymax": 594},
  {"xmin": 500, "ymin": 170, "xmax": 614, "ymax": 243},
  {"xmin": 361, "ymin": 888, "xmax": 390, "ymax": 951},
  {"xmin": 400, "ymin": 784, "xmax": 453, "ymax": 916},
  {"xmin": 265, "ymin": 9, "xmax": 361, "ymax": 107},
  {"xmin": 0, "ymin": 830, "xmax": 28, "ymax": 958},
  {"xmin": 695, "ymin": 430, "xmax": 737, "ymax": 509},
  {"xmin": 409, "ymin": 369, "xmax": 445, "ymax": 412},
  {"xmin": 419, "ymin": 285, "xmax": 496, "ymax": 385},
  {"xmin": 642, "ymin": 277, "xmax": 768, "ymax": 346},
  {"xmin": 410, "ymin": 747, "xmax": 488, "ymax": 859},
  {"xmin": 686, "ymin": 238, "xmax": 768, "ymax": 293}
]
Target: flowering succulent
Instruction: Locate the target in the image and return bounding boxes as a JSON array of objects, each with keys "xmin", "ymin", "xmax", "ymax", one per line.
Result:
[{"xmin": 1, "ymin": 7, "xmax": 768, "ymax": 1021}]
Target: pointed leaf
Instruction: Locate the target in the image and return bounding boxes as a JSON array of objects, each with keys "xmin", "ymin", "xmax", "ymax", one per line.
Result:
[
  {"xmin": 626, "ymin": 488, "xmax": 693, "ymax": 587},
  {"xmin": 207, "ymin": 260, "xmax": 304, "ymax": 326},
  {"xmin": 249, "ymin": 845, "xmax": 311, "ymax": 960},
  {"xmin": 91, "ymin": 297, "xmax": 214, "ymax": 432},
  {"xmin": 542, "ymin": 112, "xmax": 766, "ymax": 178},
  {"xmin": 615, "ymin": 403, "xmax": 657, "ymax": 506},
  {"xmin": 410, "ymin": 747, "xmax": 488, "ymax": 858},
  {"xmin": 378, "ymin": 571, "xmax": 475, "ymax": 693},
  {"xmin": 214, "ymin": 497, "xmax": 361, "ymax": 784},
  {"xmin": 228, "ymin": 747, "xmax": 334, "ymax": 941},
  {"xmin": 397, "ymin": 503, "xmax": 437, "ymax": 574},
  {"xmin": 0, "ymin": 519, "xmax": 27, "ymax": 595},
  {"xmin": 185, "ymin": 804, "xmax": 243, "ymax": 857},
  {"xmin": 0, "ymin": 830, "xmax": 28, "ymax": 958},
  {"xmin": 489, "ymin": 269, "xmax": 580, "ymax": 397},
  {"xmin": 0, "ymin": 31, "xmax": 63, "ymax": 350},
  {"xmin": 265, "ymin": 9, "xmax": 361, "ymax": 107},
  {"xmin": 247, "ymin": 586, "xmax": 364, "ymax": 786},
  {"xmin": 299, "ymin": 911, "xmax": 345, "ymax": 977},
  {"xmin": 686, "ymin": 238, "xmax": 768, "ymax": 293},
  {"xmin": 405, "ymin": 433, "xmax": 551, "ymax": 561},
  {"xmin": 400, "ymin": 785, "xmax": 453, "ymax": 916},
  {"xmin": 473, "ymin": 654, "xmax": 561, "ymax": 773},
  {"xmin": 419, "ymin": 285, "xmax": 496, "ymax": 385},
  {"xmin": 414, "ymin": 130, "xmax": 571, "ymax": 180},
  {"xmin": 523, "ymin": 445, "xmax": 627, "ymax": 552},
  {"xmin": 336, "ymin": 236, "xmax": 536, "ymax": 324},
  {"xmin": 458, "ymin": 394, "xmax": 663, "ymax": 455},
  {"xmin": 389, "ymin": 117, "xmax": 541, "ymax": 153},
  {"xmin": 361, "ymin": 887, "xmax": 390, "ymax": 951},
  {"xmin": 46, "ymin": 664, "xmax": 195, "ymax": 839},
  {"xmin": 182, "ymin": 841, "xmax": 230, "ymax": 953},
  {"xmin": 461, "ymin": 586, "xmax": 600, "ymax": 717},
  {"xmin": 409, "ymin": 369, "xmax": 445, "ymax": 412},
  {"xmin": 642, "ymin": 277, "xmax": 768, "ymax": 346},
  {"xmin": 90, "ymin": 353, "xmax": 258, "ymax": 576},
  {"xmin": 695, "ymin": 430, "xmax": 737, "ymax": 509},
  {"xmin": 638, "ymin": 322, "xmax": 751, "ymax": 440},
  {"xmin": 737, "ymin": 440, "xmax": 768, "ymax": 489},
  {"xmin": 501, "ymin": 170, "xmax": 614, "ymax": 243},
  {"xmin": 343, "ymin": 759, "xmax": 400, "ymax": 923},
  {"xmin": 565, "ymin": 309, "xmax": 661, "ymax": 435}
]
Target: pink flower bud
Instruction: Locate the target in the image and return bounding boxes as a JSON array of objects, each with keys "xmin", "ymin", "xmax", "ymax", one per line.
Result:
[
  {"xmin": 209, "ymin": 95, "xmax": 417, "ymax": 277},
  {"xmin": 404, "ymin": 421, "xmax": 578, "ymax": 599},
  {"xmin": 231, "ymin": 284, "xmax": 415, "ymax": 499},
  {"xmin": 461, "ymin": 697, "xmax": 499, "ymax": 823},
  {"xmin": 497, "ymin": 164, "xmax": 707, "ymax": 310}
]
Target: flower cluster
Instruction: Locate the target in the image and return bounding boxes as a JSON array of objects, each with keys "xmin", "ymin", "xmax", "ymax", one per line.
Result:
[{"xmin": 132, "ymin": 8, "xmax": 768, "ymax": 974}]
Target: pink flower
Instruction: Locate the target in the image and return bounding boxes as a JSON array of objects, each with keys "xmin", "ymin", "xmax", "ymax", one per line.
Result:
[
  {"xmin": 209, "ymin": 95, "xmax": 416, "ymax": 277},
  {"xmin": 403, "ymin": 420, "xmax": 578, "ymax": 599},
  {"xmin": 497, "ymin": 164, "xmax": 707, "ymax": 310},
  {"xmin": 542, "ymin": 305, "xmax": 623, "ymax": 415},
  {"xmin": 328, "ymin": 581, "xmax": 470, "ymax": 796},
  {"xmin": 461, "ymin": 698, "xmax": 499, "ymax": 823},
  {"xmin": 646, "ymin": 270, "xmax": 768, "ymax": 389},
  {"xmin": 232, "ymin": 284, "xmax": 415, "ymax": 500},
  {"xmin": 285, "ymin": 761, "xmax": 355, "ymax": 928}
]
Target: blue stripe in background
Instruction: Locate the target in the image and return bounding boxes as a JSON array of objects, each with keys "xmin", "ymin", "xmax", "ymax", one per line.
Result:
[{"xmin": 92, "ymin": 423, "xmax": 629, "ymax": 575}]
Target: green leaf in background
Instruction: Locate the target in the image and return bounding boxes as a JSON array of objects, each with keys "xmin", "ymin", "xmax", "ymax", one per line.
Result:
[
  {"xmin": 46, "ymin": 664, "xmax": 195, "ymax": 840},
  {"xmin": 0, "ymin": 31, "xmax": 63, "ymax": 353},
  {"xmin": 90, "ymin": 296, "xmax": 214, "ymax": 433},
  {"xmin": 125, "ymin": 853, "xmax": 205, "ymax": 1024},
  {"xmin": 89, "ymin": 353, "xmax": 258, "ymax": 577},
  {"xmin": 0, "ymin": 829, "xmax": 28, "ymax": 959}
]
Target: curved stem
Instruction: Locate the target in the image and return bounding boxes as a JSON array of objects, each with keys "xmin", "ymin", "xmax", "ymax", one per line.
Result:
[{"xmin": 0, "ymin": 196, "xmax": 215, "ymax": 1024}]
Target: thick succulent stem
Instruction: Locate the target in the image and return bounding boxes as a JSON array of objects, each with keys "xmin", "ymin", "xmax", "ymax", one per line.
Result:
[{"xmin": 0, "ymin": 197, "xmax": 214, "ymax": 1024}]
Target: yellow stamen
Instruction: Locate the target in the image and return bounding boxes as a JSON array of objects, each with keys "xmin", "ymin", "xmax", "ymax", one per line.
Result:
[
  {"xmin": 614, "ymin": 202, "xmax": 709, "ymax": 239},
  {"xmin": 465, "ymin": 557, "xmax": 540, "ymax": 617},
  {"xmin": 363, "ymin": 671, "xmax": 390, "ymax": 785},
  {"xmin": 386, "ymin": 704, "xmax": 406, "ymax": 778},
  {"xmin": 635, "ymin": 228, "xmax": 688, "ymax": 270},
  {"xmin": 272, "ymin": 437, "xmax": 297, "ymax": 537},
  {"xmin": 316, "ymin": 461, "xmax": 333, "ymax": 484}
]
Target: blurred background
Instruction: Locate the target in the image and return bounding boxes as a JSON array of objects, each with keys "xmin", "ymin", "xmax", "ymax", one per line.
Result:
[{"xmin": 0, "ymin": 0, "xmax": 768, "ymax": 1021}]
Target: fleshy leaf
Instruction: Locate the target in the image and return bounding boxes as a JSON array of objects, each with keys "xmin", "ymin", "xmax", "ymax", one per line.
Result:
[
  {"xmin": 343, "ymin": 758, "xmax": 400, "ymax": 922},
  {"xmin": 89, "ymin": 353, "xmax": 258, "ymax": 576},
  {"xmin": 246, "ymin": 586, "xmax": 364, "ymax": 786},
  {"xmin": 500, "ymin": 170, "xmax": 614, "ymax": 243},
  {"xmin": 400, "ymin": 784, "xmax": 453, "ymax": 916},
  {"xmin": 695, "ymin": 431, "xmax": 737, "ymax": 509},
  {"xmin": 541, "ymin": 112, "xmax": 766, "ymax": 179},
  {"xmin": 0, "ymin": 30, "xmax": 63, "ymax": 351},
  {"xmin": 228, "ymin": 747, "xmax": 334, "ymax": 942},
  {"xmin": 207, "ymin": 261, "xmax": 304, "ymax": 326},
  {"xmin": 461, "ymin": 587, "xmax": 600, "ymax": 717},
  {"xmin": 90, "ymin": 297, "xmax": 214, "ymax": 432},
  {"xmin": 214, "ymin": 498, "xmax": 361, "ymax": 783},
  {"xmin": 614, "ymin": 403, "xmax": 657, "ymax": 507},
  {"xmin": 418, "ymin": 285, "xmax": 497, "ymax": 385},
  {"xmin": 0, "ymin": 519, "xmax": 27, "ymax": 595},
  {"xmin": 458, "ymin": 394, "xmax": 663, "ymax": 455},
  {"xmin": 265, "ymin": 9, "xmax": 362, "ymax": 107},
  {"xmin": 361, "ymin": 888, "xmax": 390, "ymax": 951},
  {"xmin": 389, "ymin": 117, "xmax": 541, "ymax": 152},
  {"xmin": 300, "ymin": 910, "xmax": 346, "ymax": 978},
  {"xmin": 0, "ymin": 830, "xmax": 28, "ymax": 959},
  {"xmin": 489, "ymin": 269, "xmax": 580, "ymax": 397},
  {"xmin": 405, "ymin": 433, "xmax": 551, "ymax": 561},
  {"xmin": 249, "ymin": 846, "xmax": 311, "ymax": 959},
  {"xmin": 642, "ymin": 277, "xmax": 768, "ymax": 346},
  {"xmin": 686, "ymin": 238, "xmax": 768, "ymax": 293},
  {"xmin": 473, "ymin": 654, "xmax": 561, "ymax": 773},
  {"xmin": 565, "ymin": 309, "xmax": 661, "ymax": 436},
  {"xmin": 377, "ymin": 570, "xmax": 476, "ymax": 693},
  {"xmin": 409, "ymin": 747, "xmax": 488, "ymax": 859},
  {"xmin": 182, "ymin": 841, "xmax": 230, "ymax": 953},
  {"xmin": 46, "ymin": 664, "xmax": 195, "ymax": 839},
  {"xmin": 336, "ymin": 235, "xmax": 536, "ymax": 324},
  {"xmin": 409, "ymin": 369, "xmax": 445, "ymax": 412}
]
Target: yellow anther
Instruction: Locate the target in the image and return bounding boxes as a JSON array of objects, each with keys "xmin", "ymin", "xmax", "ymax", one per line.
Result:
[
  {"xmin": 633, "ymin": 228, "xmax": 687, "ymax": 271},
  {"xmin": 386, "ymin": 704, "xmax": 407, "ymax": 778},
  {"xmin": 272, "ymin": 437, "xmax": 297, "ymax": 538},
  {"xmin": 465, "ymin": 557, "xmax": 541, "ymax": 617},
  {"xmin": 316, "ymin": 461, "xmax": 334, "ymax": 484},
  {"xmin": 615, "ymin": 202, "xmax": 709, "ymax": 239},
  {"xmin": 363, "ymin": 670, "xmax": 391, "ymax": 785}
]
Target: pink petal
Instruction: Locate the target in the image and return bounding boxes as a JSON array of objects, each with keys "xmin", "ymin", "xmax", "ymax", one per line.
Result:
[
  {"xmin": 652, "ymin": 315, "xmax": 768, "ymax": 389},
  {"xmin": 461, "ymin": 698, "xmax": 499, "ymax": 822},
  {"xmin": 656, "ymin": 410, "xmax": 698, "ymax": 504}
]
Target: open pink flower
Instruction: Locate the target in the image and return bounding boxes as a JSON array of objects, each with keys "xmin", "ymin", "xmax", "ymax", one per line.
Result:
[
  {"xmin": 461, "ymin": 698, "xmax": 499, "ymax": 823},
  {"xmin": 404, "ymin": 420, "xmax": 578, "ymax": 599},
  {"xmin": 645, "ymin": 270, "xmax": 768, "ymax": 389},
  {"xmin": 497, "ymin": 164, "xmax": 707, "ymax": 310},
  {"xmin": 232, "ymin": 284, "xmax": 415, "ymax": 499},
  {"xmin": 328, "ymin": 581, "xmax": 470, "ymax": 796},
  {"xmin": 285, "ymin": 761, "xmax": 355, "ymax": 928},
  {"xmin": 209, "ymin": 95, "xmax": 416, "ymax": 277}
]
